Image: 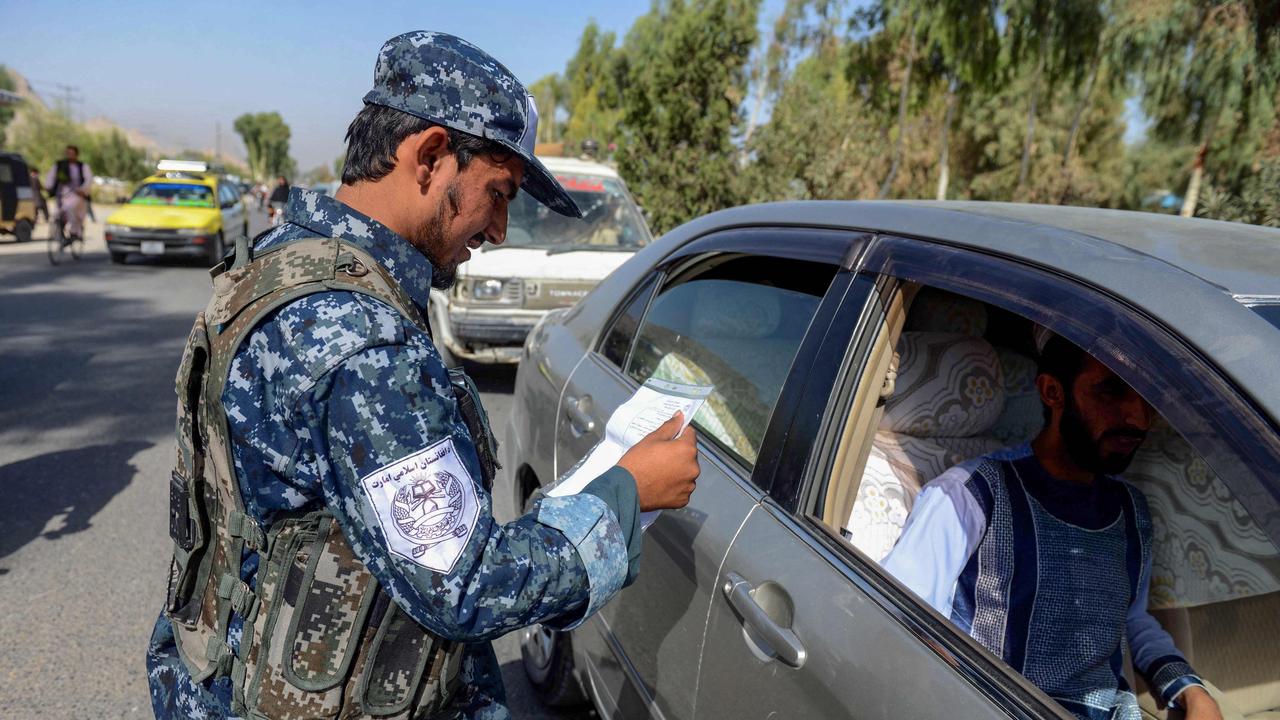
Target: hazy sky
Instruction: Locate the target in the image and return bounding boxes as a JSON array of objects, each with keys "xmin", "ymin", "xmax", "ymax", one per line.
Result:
[{"xmin": 3, "ymin": 0, "xmax": 785, "ymax": 171}]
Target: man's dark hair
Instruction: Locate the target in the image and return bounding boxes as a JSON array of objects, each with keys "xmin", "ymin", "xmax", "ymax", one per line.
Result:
[
  {"xmin": 1037, "ymin": 334, "xmax": 1090, "ymax": 424},
  {"xmin": 340, "ymin": 103, "xmax": 512, "ymax": 185},
  {"xmin": 66, "ymin": 144, "xmax": 79, "ymax": 155}
]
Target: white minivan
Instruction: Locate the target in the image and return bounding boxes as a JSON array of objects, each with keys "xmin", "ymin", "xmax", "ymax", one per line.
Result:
[{"xmin": 430, "ymin": 156, "xmax": 652, "ymax": 365}]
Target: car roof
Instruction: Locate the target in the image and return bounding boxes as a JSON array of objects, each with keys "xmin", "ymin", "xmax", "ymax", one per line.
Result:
[
  {"xmin": 667, "ymin": 200, "xmax": 1280, "ymax": 424},
  {"xmin": 900, "ymin": 201, "xmax": 1280, "ymax": 297},
  {"xmin": 539, "ymin": 156, "xmax": 620, "ymax": 179}
]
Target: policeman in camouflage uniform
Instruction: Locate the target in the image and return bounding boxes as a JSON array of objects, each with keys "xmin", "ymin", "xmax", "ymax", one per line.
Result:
[{"xmin": 147, "ymin": 31, "xmax": 700, "ymax": 719}]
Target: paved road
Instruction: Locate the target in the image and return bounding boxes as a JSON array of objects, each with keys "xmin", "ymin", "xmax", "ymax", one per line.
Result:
[{"xmin": 0, "ymin": 208, "xmax": 593, "ymax": 718}]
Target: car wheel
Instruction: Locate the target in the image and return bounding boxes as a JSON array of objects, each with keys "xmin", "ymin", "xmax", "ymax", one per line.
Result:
[
  {"xmin": 207, "ymin": 232, "xmax": 225, "ymax": 267},
  {"xmin": 110, "ymin": 251, "xmax": 127, "ymax": 264},
  {"xmin": 14, "ymin": 219, "xmax": 33, "ymax": 244},
  {"xmin": 518, "ymin": 491, "xmax": 587, "ymax": 708}
]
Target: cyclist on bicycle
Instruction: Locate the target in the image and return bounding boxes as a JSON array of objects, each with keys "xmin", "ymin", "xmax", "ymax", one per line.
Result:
[{"xmin": 45, "ymin": 145, "xmax": 93, "ymax": 242}]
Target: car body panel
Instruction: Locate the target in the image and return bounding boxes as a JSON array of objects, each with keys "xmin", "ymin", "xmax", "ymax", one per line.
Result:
[
  {"xmin": 697, "ymin": 502, "xmax": 1013, "ymax": 720},
  {"xmin": 554, "ymin": 352, "xmax": 759, "ymax": 720}
]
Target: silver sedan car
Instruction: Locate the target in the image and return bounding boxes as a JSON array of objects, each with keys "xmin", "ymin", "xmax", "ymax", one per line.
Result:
[{"xmin": 501, "ymin": 201, "xmax": 1280, "ymax": 720}]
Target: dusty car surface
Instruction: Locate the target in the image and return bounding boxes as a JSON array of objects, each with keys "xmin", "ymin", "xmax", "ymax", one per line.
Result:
[
  {"xmin": 502, "ymin": 201, "xmax": 1280, "ymax": 720},
  {"xmin": 430, "ymin": 155, "xmax": 651, "ymax": 364}
]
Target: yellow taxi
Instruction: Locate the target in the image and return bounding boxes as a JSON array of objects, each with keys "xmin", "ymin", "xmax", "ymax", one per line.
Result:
[{"xmin": 105, "ymin": 160, "xmax": 247, "ymax": 265}]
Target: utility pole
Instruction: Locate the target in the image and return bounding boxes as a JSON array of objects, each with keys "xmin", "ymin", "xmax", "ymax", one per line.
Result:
[
  {"xmin": 53, "ymin": 83, "xmax": 83, "ymax": 120},
  {"xmin": 215, "ymin": 121, "xmax": 221, "ymax": 162}
]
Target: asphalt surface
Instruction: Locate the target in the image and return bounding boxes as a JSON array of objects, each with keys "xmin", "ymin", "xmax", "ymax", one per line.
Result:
[{"xmin": 0, "ymin": 207, "xmax": 594, "ymax": 719}]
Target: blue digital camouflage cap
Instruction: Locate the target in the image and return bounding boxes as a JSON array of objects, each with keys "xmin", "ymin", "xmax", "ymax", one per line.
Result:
[{"xmin": 363, "ymin": 31, "xmax": 583, "ymax": 218}]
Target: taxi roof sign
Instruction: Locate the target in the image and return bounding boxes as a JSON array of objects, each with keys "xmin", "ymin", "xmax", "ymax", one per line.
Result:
[{"xmin": 156, "ymin": 159, "xmax": 209, "ymax": 173}]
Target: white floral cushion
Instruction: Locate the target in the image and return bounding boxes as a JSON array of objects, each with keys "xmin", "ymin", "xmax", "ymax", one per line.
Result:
[
  {"xmin": 881, "ymin": 332, "xmax": 1005, "ymax": 438},
  {"xmin": 1126, "ymin": 419, "xmax": 1280, "ymax": 609}
]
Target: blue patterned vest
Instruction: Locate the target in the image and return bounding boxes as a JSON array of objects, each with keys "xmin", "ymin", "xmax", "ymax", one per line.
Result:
[{"xmin": 952, "ymin": 445, "xmax": 1152, "ymax": 720}]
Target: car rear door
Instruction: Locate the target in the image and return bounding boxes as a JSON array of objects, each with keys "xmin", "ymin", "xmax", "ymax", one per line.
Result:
[
  {"xmin": 219, "ymin": 182, "xmax": 244, "ymax": 241},
  {"xmin": 553, "ymin": 229, "xmax": 851, "ymax": 720}
]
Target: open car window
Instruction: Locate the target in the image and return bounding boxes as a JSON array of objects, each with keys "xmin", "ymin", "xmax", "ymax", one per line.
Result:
[{"xmin": 809, "ymin": 246, "xmax": 1280, "ymax": 719}]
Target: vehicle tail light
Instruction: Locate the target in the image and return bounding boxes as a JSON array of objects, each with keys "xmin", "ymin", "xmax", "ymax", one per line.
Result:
[{"xmin": 191, "ymin": 236, "xmax": 207, "ymax": 245}]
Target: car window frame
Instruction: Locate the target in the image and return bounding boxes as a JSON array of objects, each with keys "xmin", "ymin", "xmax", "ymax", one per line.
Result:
[
  {"xmin": 761, "ymin": 231, "xmax": 1280, "ymax": 720},
  {"xmin": 589, "ymin": 226, "xmax": 869, "ymax": 491},
  {"xmin": 848, "ymin": 234, "xmax": 1280, "ymax": 544}
]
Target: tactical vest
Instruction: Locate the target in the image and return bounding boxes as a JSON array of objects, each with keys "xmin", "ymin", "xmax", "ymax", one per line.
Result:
[
  {"xmin": 52, "ymin": 159, "xmax": 85, "ymax": 194},
  {"xmin": 165, "ymin": 237, "xmax": 498, "ymax": 719}
]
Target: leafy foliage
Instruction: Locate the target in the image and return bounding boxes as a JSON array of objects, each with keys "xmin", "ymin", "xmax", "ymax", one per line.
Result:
[
  {"xmin": 614, "ymin": 0, "xmax": 759, "ymax": 234},
  {"xmin": 534, "ymin": 0, "xmax": 1278, "ymax": 231},
  {"xmin": 233, "ymin": 112, "xmax": 294, "ymax": 181}
]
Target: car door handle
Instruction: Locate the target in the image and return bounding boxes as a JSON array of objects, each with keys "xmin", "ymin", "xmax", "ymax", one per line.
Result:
[
  {"xmin": 722, "ymin": 572, "xmax": 806, "ymax": 669},
  {"xmin": 564, "ymin": 395, "xmax": 596, "ymax": 435}
]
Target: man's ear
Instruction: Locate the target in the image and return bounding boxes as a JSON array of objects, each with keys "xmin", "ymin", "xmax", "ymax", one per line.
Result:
[
  {"xmin": 1036, "ymin": 373, "xmax": 1066, "ymax": 414},
  {"xmin": 404, "ymin": 126, "xmax": 452, "ymax": 188}
]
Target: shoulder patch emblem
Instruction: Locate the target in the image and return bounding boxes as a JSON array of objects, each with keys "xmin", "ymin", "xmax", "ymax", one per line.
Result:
[{"xmin": 360, "ymin": 437, "xmax": 479, "ymax": 574}]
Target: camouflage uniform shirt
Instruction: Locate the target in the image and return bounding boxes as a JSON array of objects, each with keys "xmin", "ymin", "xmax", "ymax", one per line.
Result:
[{"xmin": 147, "ymin": 188, "xmax": 639, "ymax": 719}]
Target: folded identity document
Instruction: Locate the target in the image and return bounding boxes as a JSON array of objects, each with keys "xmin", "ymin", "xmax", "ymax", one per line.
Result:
[{"xmin": 547, "ymin": 377, "xmax": 713, "ymax": 529}]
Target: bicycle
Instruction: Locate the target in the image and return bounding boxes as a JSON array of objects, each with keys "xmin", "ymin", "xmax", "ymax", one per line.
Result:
[{"xmin": 47, "ymin": 206, "xmax": 85, "ymax": 265}]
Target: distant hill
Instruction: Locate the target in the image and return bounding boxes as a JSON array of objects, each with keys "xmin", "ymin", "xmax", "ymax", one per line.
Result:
[{"xmin": 5, "ymin": 67, "xmax": 247, "ymax": 167}]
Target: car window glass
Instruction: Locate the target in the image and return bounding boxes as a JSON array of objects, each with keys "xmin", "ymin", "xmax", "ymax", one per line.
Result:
[
  {"xmin": 130, "ymin": 182, "xmax": 214, "ymax": 208},
  {"xmin": 599, "ymin": 275, "xmax": 658, "ymax": 370},
  {"xmin": 506, "ymin": 175, "xmax": 649, "ymax": 250},
  {"xmin": 820, "ymin": 281, "xmax": 1280, "ymax": 718},
  {"xmin": 625, "ymin": 254, "xmax": 835, "ymax": 467}
]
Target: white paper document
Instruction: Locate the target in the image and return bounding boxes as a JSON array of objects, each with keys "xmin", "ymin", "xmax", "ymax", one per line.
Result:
[{"xmin": 547, "ymin": 377, "xmax": 714, "ymax": 529}]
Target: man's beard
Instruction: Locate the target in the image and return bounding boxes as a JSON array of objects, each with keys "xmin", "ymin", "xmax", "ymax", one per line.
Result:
[
  {"xmin": 413, "ymin": 181, "xmax": 463, "ymax": 290},
  {"xmin": 1059, "ymin": 396, "xmax": 1146, "ymax": 476}
]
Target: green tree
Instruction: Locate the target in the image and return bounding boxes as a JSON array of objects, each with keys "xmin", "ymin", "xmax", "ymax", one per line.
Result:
[
  {"xmin": 6, "ymin": 106, "xmax": 91, "ymax": 173},
  {"xmin": 1003, "ymin": 0, "xmax": 1106, "ymax": 196},
  {"xmin": 615, "ymin": 0, "xmax": 760, "ymax": 234},
  {"xmin": 562, "ymin": 21, "xmax": 625, "ymax": 150},
  {"xmin": 1134, "ymin": 0, "xmax": 1280, "ymax": 217},
  {"xmin": 92, "ymin": 128, "xmax": 150, "ymax": 181},
  {"xmin": 233, "ymin": 112, "xmax": 294, "ymax": 180},
  {"xmin": 528, "ymin": 73, "xmax": 567, "ymax": 144},
  {"xmin": 0, "ymin": 65, "xmax": 17, "ymax": 148}
]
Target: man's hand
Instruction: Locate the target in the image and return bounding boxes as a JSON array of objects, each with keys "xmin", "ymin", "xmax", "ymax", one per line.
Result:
[
  {"xmin": 1180, "ymin": 686, "xmax": 1223, "ymax": 720},
  {"xmin": 618, "ymin": 412, "xmax": 700, "ymax": 511}
]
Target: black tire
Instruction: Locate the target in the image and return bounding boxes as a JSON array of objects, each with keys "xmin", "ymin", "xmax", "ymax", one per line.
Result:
[
  {"xmin": 110, "ymin": 251, "xmax": 127, "ymax": 264},
  {"xmin": 518, "ymin": 491, "xmax": 587, "ymax": 708},
  {"xmin": 207, "ymin": 232, "xmax": 225, "ymax": 267},
  {"xmin": 14, "ymin": 219, "xmax": 33, "ymax": 244},
  {"xmin": 47, "ymin": 221, "xmax": 64, "ymax": 265}
]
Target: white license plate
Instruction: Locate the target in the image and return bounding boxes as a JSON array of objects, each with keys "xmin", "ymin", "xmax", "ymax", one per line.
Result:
[{"xmin": 140, "ymin": 241, "xmax": 165, "ymax": 256}]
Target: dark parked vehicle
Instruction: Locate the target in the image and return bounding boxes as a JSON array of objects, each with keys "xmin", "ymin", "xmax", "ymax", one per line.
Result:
[
  {"xmin": 503, "ymin": 202, "xmax": 1280, "ymax": 720},
  {"xmin": 0, "ymin": 152, "xmax": 37, "ymax": 244}
]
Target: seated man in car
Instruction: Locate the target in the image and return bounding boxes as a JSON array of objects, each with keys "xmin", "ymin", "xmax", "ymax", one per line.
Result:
[{"xmin": 882, "ymin": 330, "xmax": 1222, "ymax": 720}]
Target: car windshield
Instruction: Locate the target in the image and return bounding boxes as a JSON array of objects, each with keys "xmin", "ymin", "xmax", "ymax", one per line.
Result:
[
  {"xmin": 129, "ymin": 182, "xmax": 215, "ymax": 208},
  {"xmin": 503, "ymin": 174, "xmax": 649, "ymax": 251}
]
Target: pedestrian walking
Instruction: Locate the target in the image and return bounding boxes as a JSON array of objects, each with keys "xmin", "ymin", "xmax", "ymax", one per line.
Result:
[
  {"xmin": 147, "ymin": 30, "xmax": 700, "ymax": 720},
  {"xmin": 28, "ymin": 167, "xmax": 48, "ymax": 223}
]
